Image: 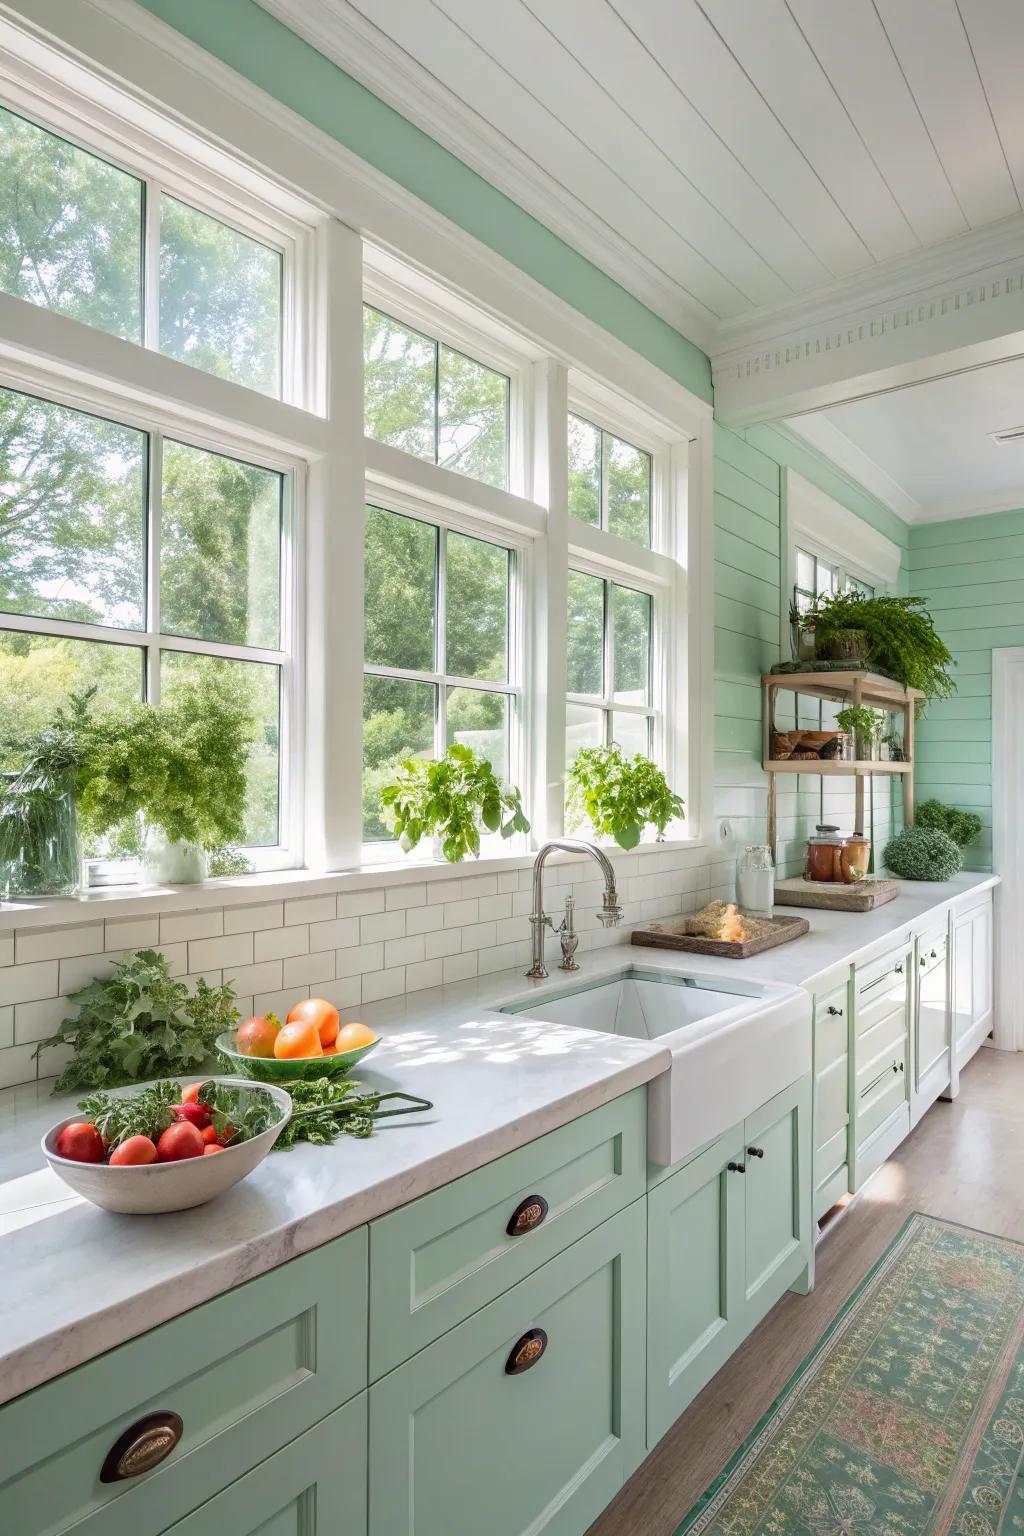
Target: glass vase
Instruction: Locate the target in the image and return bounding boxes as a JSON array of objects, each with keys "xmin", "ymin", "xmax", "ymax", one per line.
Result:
[
  {"xmin": 0, "ymin": 771, "xmax": 82, "ymax": 900},
  {"xmin": 141, "ymin": 831, "xmax": 208, "ymax": 886}
]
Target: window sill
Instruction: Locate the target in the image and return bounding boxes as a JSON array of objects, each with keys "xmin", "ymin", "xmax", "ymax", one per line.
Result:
[{"xmin": 0, "ymin": 836, "xmax": 708, "ymax": 932}]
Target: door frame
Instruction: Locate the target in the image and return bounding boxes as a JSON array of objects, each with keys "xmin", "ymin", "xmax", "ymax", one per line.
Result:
[{"xmin": 990, "ymin": 648, "xmax": 1023, "ymax": 1051}]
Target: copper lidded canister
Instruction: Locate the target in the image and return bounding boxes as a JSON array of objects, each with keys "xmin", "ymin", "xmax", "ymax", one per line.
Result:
[{"xmin": 840, "ymin": 833, "xmax": 871, "ymax": 883}]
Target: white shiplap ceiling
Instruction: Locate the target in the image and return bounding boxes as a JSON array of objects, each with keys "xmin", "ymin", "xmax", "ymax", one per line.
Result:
[{"xmin": 257, "ymin": 0, "xmax": 1024, "ymax": 350}]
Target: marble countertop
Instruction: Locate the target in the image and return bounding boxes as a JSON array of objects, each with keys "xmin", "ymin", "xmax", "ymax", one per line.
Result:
[{"xmin": 0, "ymin": 869, "xmax": 996, "ymax": 1407}]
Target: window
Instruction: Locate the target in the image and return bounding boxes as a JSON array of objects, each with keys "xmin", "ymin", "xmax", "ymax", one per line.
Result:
[
  {"xmin": 363, "ymin": 306, "xmax": 509, "ymax": 489},
  {"xmin": 0, "ymin": 107, "xmax": 283, "ymax": 396},
  {"xmin": 362, "ymin": 505, "xmax": 516, "ymax": 841},
  {"xmin": 565, "ymin": 569, "xmax": 654, "ymax": 764},
  {"xmin": 568, "ymin": 412, "xmax": 652, "ymax": 547},
  {"xmin": 794, "ymin": 546, "xmax": 874, "ymax": 613},
  {"xmin": 0, "ymin": 383, "xmax": 290, "ymax": 852}
]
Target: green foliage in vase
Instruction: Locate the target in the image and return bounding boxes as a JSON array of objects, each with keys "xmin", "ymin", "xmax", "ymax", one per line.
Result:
[
  {"xmin": 206, "ymin": 846, "xmax": 256, "ymax": 878},
  {"xmin": 35, "ymin": 949, "xmax": 240, "ymax": 1091},
  {"xmin": 810, "ymin": 592, "xmax": 955, "ymax": 702},
  {"xmin": 380, "ymin": 742, "xmax": 530, "ymax": 862},
  {"xmin": 566, "ymin": 745, "xmax": 685, "ymax": 850},
  {"xmin": 834, "ymin": 706, "xmax": 882, "ymax": 740},
  {"xmin": 882, "ymin": 826, "xmax": 962, "ymax": 882},
  {"xmin": 0, "ymin": 691, "xmax": 91, "ymax": 894},
  {"xmin": 915, "ymin": 799, "xmax": 983, "ymax": 851},
  {"xmin": 76, "ymin": 670, "xmax": 258, "ymax": 850}
]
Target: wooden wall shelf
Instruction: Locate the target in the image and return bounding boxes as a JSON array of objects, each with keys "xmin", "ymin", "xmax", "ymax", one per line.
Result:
[{"xmin": 762, "ymin": 670, "xmax": 918, "ymax": 854}]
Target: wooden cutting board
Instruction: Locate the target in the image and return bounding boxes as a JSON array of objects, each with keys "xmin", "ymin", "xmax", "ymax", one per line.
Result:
[
  {"xmin": 774, "ymin": 876, "xmax": 900, "ymax": 912},
  {"xmin": 631, "ymin": 913, "xmax": 809, "ymax": 959}
]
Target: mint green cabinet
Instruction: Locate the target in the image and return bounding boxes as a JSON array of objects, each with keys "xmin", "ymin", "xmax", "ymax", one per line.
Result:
[
  {"xmin": 743, "ymin": 1077, "xmax": 812, "ymax": 1329},
  {"xmin": 646, "ymin": 1075, "xmax": 812, "ymax": 1448},
  {"xmin": 811, "ymin": 977, "xmax": 851, "ymax": 1222},
  {"xmin": 163, "ymin": 1395, "xmax": 366, "ymax": 1535},
  {"xmin": 368, "ymin": 1200, "xmax": 647, "ymax": 1536},
  {"xmin": 0, "ymin": 1228, "xmax": 367, "ymax": 1536},
  {"xmin": 646, "ymin": 1127, "xmax": 745, "ymax": 1446},
  {"xmin": 370, "ymin": 1089, "xmax": 646, "ymax": 1380}
]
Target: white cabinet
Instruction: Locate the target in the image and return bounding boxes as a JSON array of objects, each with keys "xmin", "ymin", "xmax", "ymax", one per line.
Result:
[
  {"xmin": 851, "ymin": 941, "xmax": 912, "ymax": 1191},
  {"xmin": 912, "ymin": 926, "xmax": 950, "ymax": 1126},
  {"xmin": 952, "ymin": 892, "xmax": 994, "ymax": 1074}
]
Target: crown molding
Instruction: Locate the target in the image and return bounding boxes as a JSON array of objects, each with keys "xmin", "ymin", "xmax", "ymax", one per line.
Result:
[
  {"xmin": 911, "ymin": 486, "xmax": 1024, "ymax": 524},
  {"xmin": 255, "ymin": 0, "xmax": 717, "ymax": 351}
]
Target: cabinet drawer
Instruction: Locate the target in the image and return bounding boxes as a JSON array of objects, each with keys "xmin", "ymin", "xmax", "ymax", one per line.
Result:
[
  {"xmin": 815, "ymin": 1125, "xmax": 847, "ymax": 1189},
  {"xmin": 856, "ymin": 1009, "xmax": 907, "ymax": 1084},
  {"xmin": 369, "ymin": 1201, "xmax": 646, "ymax": 1536},
  {"xmin": 855, "ymin": 948, "xmax": 910, "ymax": 1035},
  {"xmin": 369, "ymin": 1089, "xmax": 645, "ymax": 1379},
  {"xmin": 918, "ymin": 930, "xmax": 947, "ymax": 976},
  {"xmin": 814, "ymin": 1056, "xmax": 848, "ymax": 1148},
  {"xmin": 813, "ymin": 985, "xmax": 848, "ymax": 1071},
  {"xmin": 0, "ymin": 1229, "xmax": 367, "ymax": 1536},
  {"xmin": 857, "ymin": 1053, "xmax": 906, "ymax": 1144},
  {"xmin": 164, "ymin": 1395, "xmax": 366, "ymax": 1536}
]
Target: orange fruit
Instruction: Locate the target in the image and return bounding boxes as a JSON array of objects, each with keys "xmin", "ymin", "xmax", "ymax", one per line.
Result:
[
  {"xmin": 273, "ymin": 1019, "xmax": 323, "ymax": 1059},
  {"xmin": 236, "ymin": 1013, "xmax": 281, "ymax": 1058},
  {"xmin": 336, "ymin": 1021, "xmax": 378, "ymax": 1052},
  {"xmin": 287, "ymin": 997, "xmax": 340, "ymax": 1048},
  {"xmin": 203, "ymin": 1144, "xmax": 224, "ymax": 1155},
  {"xmin": 323, "ymin": 1043, "xmax": 340, "ymax": 1055}
]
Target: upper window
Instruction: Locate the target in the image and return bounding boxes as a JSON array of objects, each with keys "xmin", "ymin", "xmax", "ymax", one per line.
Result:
[
  {"xmin": 565, "ymin": 568, "xmax": 654, "ymax": 764},
  {"xmin": 0, "ymin": 383, "xmax": 289, "ymax": 850},
  {"xmin": 362, "ymin": 504, "xmax": 515, "ymax": 840},
  {"xmin": 363, "ymin": 306, "xmax": 509, "ymax": 490},
  {"xmin": 0, "ymin": 106, "xmax": 283, "ymax": 396},
  {"xmin": 794, "ymin": 547, "xmax": 874, "ymax": 613},
  {"xmin": 568, "ymin": 412, "xmax": 651, "ymax": 548}
]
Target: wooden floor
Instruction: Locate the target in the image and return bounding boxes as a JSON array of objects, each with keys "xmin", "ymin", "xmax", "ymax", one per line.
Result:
[{"xmin": 588, "ymin": 1048, "xmax": 1024, "ymax": 1536}]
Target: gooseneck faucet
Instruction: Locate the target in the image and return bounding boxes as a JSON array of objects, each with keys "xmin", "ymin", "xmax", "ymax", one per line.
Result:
[{"xmin": 526, "ymin": 839, "xmax": 622, "ymax": 980}]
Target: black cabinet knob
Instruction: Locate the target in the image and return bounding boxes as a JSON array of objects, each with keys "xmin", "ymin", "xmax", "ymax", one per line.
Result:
[
  {"xmin": 727, "ymin": 1161, "xmax": 746, "ymax": 1174},
  {"xmin": 826, "ymin": 1005, "xmax": 843, "ymax": 1017},
  {"xmin": 747, "ymin": 1146, "xmax": 764, "ymax": 1158}
]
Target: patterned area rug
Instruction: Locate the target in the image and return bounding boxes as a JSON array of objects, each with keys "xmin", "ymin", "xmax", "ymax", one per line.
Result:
[{"xmin": 678, "ymin": 1213, "xmax": 1024, "ymax": 1535}]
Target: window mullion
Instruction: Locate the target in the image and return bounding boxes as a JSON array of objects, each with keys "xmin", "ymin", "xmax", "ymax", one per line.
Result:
[
  {"xmin": 146, "ymin": 429, "xmax": 163, "ymax": 705},
  {"xmin": 436, "ymin": 525, "xmax": 447, "ymax": 757},
  {"xmin": 144, "ymin": 177, "xmax": 161, "ymax": 353},
  {"xmin": 600, "ymin": 429, "xmax": 609, "ymax": 533}
]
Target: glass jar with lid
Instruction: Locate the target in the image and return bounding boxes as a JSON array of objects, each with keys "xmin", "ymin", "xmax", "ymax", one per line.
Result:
[
  {"xmin": 737, "ymin": 844, "xmax": 774, "ymax": 916},
  {"xmin": 804, "ymin": 825, "xmax": 847, "ymax": 883}
]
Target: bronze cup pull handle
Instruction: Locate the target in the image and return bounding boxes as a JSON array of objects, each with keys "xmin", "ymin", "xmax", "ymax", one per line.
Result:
[
  {"xmin": 747, "ymin": 1146, "xmax": 764, "ymax": 1158},
  {"xmin": 100, "ymin": 1412, "xmax": 183, "ymax": 1483},
  {"xmin": 727, "ymin": 1161, "xmax": 746, "ymax": 1173},
  {"xmin": 505, "ymin": 1328, "xmax": 548, "ymax": 1375},
  {"xmin": 506, "ymin": 1194, "xmax": 549, "ymax": 1237}
]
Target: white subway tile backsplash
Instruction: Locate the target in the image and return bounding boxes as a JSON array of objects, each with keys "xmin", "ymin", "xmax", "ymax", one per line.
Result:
[
  {"xmin": 334, "ymin": 942, "xmax": 383, "ymax": 980},
  {"xmin": 428, "ymin": 879, "xmax": 460, "ymax": 905},
  {"xmin": 362, "ymin": 966, "xmax": 405, "ymax": 1002},
  {"xmin": 0, "ymin": 1005, "xmax": 12, "ymax": 1049},
  {"xmin": 405, "ymin": 905, "xmax": 444, "ymax": 936},
  {"xmin": 360, "ymin": 911, "xmax": 405, "ymax": 944},
  {"xmin": 459, "ymin": 875, "xmax": 498, "ymax": 900},
  {"xmin": 282, "ymin": 950, "xmax": 335, "ymax": 988},
  {"xmin": 160, "ymin": 909, "xmax": 223, "ymax": 945},
  {"xmin": 405, "ymin": 958, "xmax": 443, "ymax": 992},
  {"xmin": 0, "ymin": 934, "xmax": 12, "ymax": 968},
  {"xmin": 385, "ymin": 934, "xmax": 425, "ymax": 968},
  {"xmin": 442, "ymin": 952, "xmax": 477, "ymax": 984},
  {"xmin": 223, "ymin": 960, "xmax": 283, "ymax": 998},
  {"xmin": 105, "ymin": 916, "xmax": 160, "ymax": 952},
  {"xmin": 424, "ymin": 929, "xmax": 461, "ymax": 960},
  {"xmin": 460, "ymin": 922, "xmax": 497, "ymax": 951},
  {"xmin": 308, "ymin": 917, "xmax": 360, "ymax": 952},
  {"xmin": 284, "ymin": 895, "xmax": 336, "ymax": 926},
  {"xmin": 0, "ymin": 960, "xmax": 58, "ymax": 1008},
  {"xmin": 0, "ymin": 1043, "xmax": 39, "ymax": 1090},
  {"xmin": 255, "ymin": 925, "xmax": 310, "ymax": 962},
  {"xmin": 58, "ymin": 951, "xmax": 121, "ymax": 994},
  {"xmin": 223, "ymin": 902, "xmax": 284, "ymax": 934},
  {"xmin": 15, "ymin": 924, "xmax": 104, "ymax": 965},
  {"xmin": 477, "ymin": 894, "xmax": 512, "ymax": 922},
  {"xmin": 337, "ymin": 889, "xmax": 385, "ymax": 918},
  {"xmin": 497, "ymin": 871, "xmax": 519, "ymax": 894},
  {"xmin": 476, "ymin": 943, "xmax": 523, "ymax": 976},
  {"xmin": 14, "ymin": 995, "xmax": 70, "ymax": 1044},
  {"xmin": 443, "ymin": 899, "xmax": 478, "ymax": 928},
  {"xmin": 385, "ymin": 884, "xmax": 427, "ymax": 910},
  {"xmin": 188, "ymin": 933, "xmax": 253, "ymax": 974}
]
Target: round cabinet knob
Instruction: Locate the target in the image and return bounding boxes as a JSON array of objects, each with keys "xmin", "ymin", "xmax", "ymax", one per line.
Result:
[
  {"xmin": 100, "ymin": 1412, "xmax": 183, "ymax": 1483},
  {"xmin": 826, "ymin": 1005, "xmax": 843, "ymax": 1017},
  {"xmin": 746, "ymin": 1146, "xmax": 764, "ymax": 1158},
  {"xmin": 506, "ymin": 1194, "xmax": 549, "ymax": 1237},
  {"xmin": 505, "ymin": 1328, "xmax": 548, "ymax": 1375},
  {"xmin": 727, "ymin": 1161, "xmax": 746, "ymax": 1174}
]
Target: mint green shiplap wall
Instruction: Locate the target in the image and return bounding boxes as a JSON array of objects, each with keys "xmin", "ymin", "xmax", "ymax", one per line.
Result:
[
  {"xmin": 713, "ymin": 425, "xmax": 910, "ymax": 885},
  {"xmin": 133, "ymin": 0, "xmax": 711, "ymax": 404},
  {"xmin": 906, "ymin": 512, "xmax": 1021, "ymax": 873}
]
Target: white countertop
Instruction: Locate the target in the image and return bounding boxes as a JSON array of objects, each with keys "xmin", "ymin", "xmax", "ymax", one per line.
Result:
[{"xmin": 0, "ymin": 869, "xmax": 997, "ymax": 1407}]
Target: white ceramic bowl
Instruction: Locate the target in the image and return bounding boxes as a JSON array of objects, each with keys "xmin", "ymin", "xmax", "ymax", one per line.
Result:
[{"xmin": 42, "ymin": 1078, "xmax": 292, "ymax": 1214}]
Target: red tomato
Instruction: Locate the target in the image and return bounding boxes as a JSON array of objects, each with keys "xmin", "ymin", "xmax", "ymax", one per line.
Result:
[
  {"xmin": 202, "ymin": 1144, "xmax": 224, "ymax": 1155},
  {"xmin": 55, "ymin": 1122, "xmax": 105, "ymax": 1164},
  {"xmin": 181, "ymin": 1082, "xmax": 207, "ymax": 1105},
  {"xmin": 287, "ymin": 997, "xmax": 340, "ymax": 1048},
  {"xmin": 200, "ymin": 1124, "xmax": 221, "ymax": 1145},
  {"xmin": 172, "ymin": 1101, "xmax": 211, "ymax": 1130},
  {"xmin": 109, "ymin": 1136, "xmax": 158, "ymax": 1167},
  {"xmin": 155, "ymin": 1121, "xmax": 205, "ymax": 1162}
]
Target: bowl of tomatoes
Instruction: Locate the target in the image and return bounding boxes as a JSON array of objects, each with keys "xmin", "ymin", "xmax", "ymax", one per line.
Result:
[
  {"xmin": 216, "ymin": 997, "xmax": 380, "ymax": 1083},
  {"xmin": 42, "ymin": 1077, "xmax": 292, "ymax": 1214}
]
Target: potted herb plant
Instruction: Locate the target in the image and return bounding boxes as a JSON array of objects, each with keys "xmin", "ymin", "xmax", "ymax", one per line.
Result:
[
  {"xmin": 834, "ymin": 705, "xmax": 883, "ymax": 761},
  {"xmin": 381, "ymin": 742, "xmax": 530, "ymax": 862},
  {"xmin": 810, "ymin": 591, "xmax": 955, "ymax": 702},
  {"xmin": 566, "ymin": 744, "xmax": 684, "ymax": 850},
  {"xmin": 0, "ymin": 693, "xmax": 91, "ymax": 899}
]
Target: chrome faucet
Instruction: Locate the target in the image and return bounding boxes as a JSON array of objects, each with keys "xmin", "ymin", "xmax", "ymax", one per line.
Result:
[{"xmin": 526, "ymin": 839, "xmax": 622, "ymax": 980}]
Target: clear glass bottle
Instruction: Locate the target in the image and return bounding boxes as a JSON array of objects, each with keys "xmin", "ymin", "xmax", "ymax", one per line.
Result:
[
  {"xmin": 737, "ymin": 844, "xmax": 775, "ymax": 916},
  {"xmin": 0, "ymin": 770, "xmax": 81, "ymax": 899}
]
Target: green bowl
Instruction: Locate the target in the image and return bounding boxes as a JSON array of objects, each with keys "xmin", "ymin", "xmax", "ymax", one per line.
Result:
[{"xmin": 215, "ymin": 1030, "xmax": 380, "ymax": 1083}]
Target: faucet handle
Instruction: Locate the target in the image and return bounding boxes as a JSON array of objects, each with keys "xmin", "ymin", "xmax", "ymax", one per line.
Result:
[{"xmin": 597, "ymin": 889, "xmax": 622, "ymax": 928}]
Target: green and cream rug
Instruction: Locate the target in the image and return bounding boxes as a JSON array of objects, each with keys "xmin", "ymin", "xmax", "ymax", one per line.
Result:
[{"xmin": 679, "ymin": 1214, "xmax": 1024, "ymax": 1535}]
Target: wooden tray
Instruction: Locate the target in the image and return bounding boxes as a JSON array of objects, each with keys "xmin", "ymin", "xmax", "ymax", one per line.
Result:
[
  {"xmin": 631, "ymin": 913, "xmax": 809, "ymax": 959},
  {"xmin": 774, "ymin": 876, "xmax": 900, "ymax": 913}
]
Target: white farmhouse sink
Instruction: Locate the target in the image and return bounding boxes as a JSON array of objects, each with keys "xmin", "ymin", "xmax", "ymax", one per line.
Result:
[{"xmin": 498, "ymin": 964, "xmax": 810, "ymax": 1167}]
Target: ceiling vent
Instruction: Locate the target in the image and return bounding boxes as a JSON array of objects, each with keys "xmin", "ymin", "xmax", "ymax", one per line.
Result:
[{"xmin": 989, "ymin": 425, "xmax": 1024, "ymax": 444}]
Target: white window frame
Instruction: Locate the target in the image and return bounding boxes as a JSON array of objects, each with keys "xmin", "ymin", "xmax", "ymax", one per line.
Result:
[
  {"xmin": 782, "ymin": 468, "xmax": 902, "ymax": 649},
  {"xmin": 565, "ymin": 560, "xmax": 660, "ymax": 754},
  {"xmin": 0, "ymin": 3, "xmax": 716, "ymax": 893}
]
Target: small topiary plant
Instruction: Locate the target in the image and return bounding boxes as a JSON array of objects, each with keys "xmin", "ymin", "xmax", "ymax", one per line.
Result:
[
  {"xmin": 915, "ymin": 798, "xmax": 982, "ymax": 850},
  {"xmin": 882, "ymin": 826, "xmax": 962, "ymax": 882}
]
